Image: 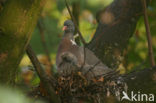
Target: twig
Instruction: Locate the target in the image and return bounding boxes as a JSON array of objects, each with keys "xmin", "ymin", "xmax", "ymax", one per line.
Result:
[
  {"xmin": 98, "ymin": 70, "xmax": 119, "ymax": 79},
  {"xmin": 64, "ymin": 0, "xmax": 86, "ymax": 45},
  {"xmin": 72, "ymin": 1, "xmax": 80, "ymax": 45},
  {"xmin": 26, "ymin": 44, "xmax": 61, "ymax": 103},
  {"xmin": 142, "ymin": 0, "xmax": 155, "ymax": 67},
  {"xmin": 37, "ymin": 19, "xmax": 54, "ymax": 72},
  {"xmin": 84, "ymin": 61, "xmax": 101, "ymax": 76},
  {"xmin": 26, "ymin": 44, "xmax": 47, "ymax": 79},
  {"xmin": 80, "ymin": 47, "xmax": 86, "ymax": 71}
]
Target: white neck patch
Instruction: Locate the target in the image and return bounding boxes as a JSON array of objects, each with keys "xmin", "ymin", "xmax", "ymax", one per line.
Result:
[{"xmin": 70, "ymin": 39, "xmax": 77, "ymax": 45}]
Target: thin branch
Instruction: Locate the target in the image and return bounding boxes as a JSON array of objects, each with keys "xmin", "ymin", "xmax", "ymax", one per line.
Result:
[
  {"xmin": 72, "ymin": 1, "xmax": 80, "ymax": 45},
  {"xmin": 83, "ymin": 47, "xmax": 86, "ymax": 66},
  {"xmin": 65, "ymin": 0, "xmax": 86, "ymax": 45},
  {"xmin": 26, "ymin": 44, "xmax": 61, "ymax": 103},
  {"xmin": 80, "ymin": 47, "xmax": 86, "ymax": 71},
  {"xmin": 142, "ymin": 0, "xmax": 155, "ymax": 67},
  {"xmin": 84, "ymin": 61, "xmax": 101, "ymax": 76},
  {"xmin": 37, "ymin": 19, "xmax": 54, "ymax": 73}
]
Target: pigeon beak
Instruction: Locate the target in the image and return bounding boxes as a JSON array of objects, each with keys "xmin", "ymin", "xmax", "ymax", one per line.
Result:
[{"xmin": 62, "ymin": 26, "xmax": 67, "ymax": 31}]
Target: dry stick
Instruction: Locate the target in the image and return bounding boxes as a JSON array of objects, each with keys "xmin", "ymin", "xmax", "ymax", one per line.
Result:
[
  {"xmin": 142, "ymin": 0, "xmax": 155, "ymax": 67},
  {"xmin": 84, "ymin": 61, "xmax": 101, "ymax": 76},
  {"xmin": 80, "ymin": 46, "xmax": 86, "ymax": 70},
  {"xmin": 26, "ymin": 44, "xmax": 61, "ymax": 103},
  {"xmin": 72, "ymin": 1, "xmax": 81, "ymax": 45},
  {"xmin": 65, "ymin": 0, "xmax": 86, "ymax": 45}
]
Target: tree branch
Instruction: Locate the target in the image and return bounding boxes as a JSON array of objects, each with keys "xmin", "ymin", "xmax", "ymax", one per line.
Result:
[
  {"xmin": 72, "ymin": 1, "xmax": 81, "ymax": 45},
  {"xmin": 142, "ymin": 0, "xmax": 155, "ymax": 67},
  {"xmin": 65, "ymin": 0, "xmax": 86, "ymax": 45},
  {"xmin": 88, "ymin": 0, "xmax": 144, "ymax": 68},
  {"xmin": 26, "ymin": 44, "xmax": 61, "ymax": 103}
]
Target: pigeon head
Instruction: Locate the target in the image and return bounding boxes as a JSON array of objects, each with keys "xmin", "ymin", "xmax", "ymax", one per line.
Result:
[{"xmin": 63, "ymin": 20, "xmax": 75, "ymax": 33}]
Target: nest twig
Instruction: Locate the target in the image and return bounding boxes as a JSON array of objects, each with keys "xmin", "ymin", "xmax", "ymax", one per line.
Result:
[{"xmin": 55, "ymin": 68, "xmax": 125, "ymax": 103}]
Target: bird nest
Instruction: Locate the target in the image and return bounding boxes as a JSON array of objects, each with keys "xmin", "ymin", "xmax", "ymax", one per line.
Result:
[{"xmin": 55, "ymin": 68, "xmax": 126, "ymax": 103}]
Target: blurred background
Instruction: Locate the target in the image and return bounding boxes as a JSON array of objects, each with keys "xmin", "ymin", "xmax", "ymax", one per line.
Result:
[{"xmin": 17, "ymin": 0, "xmax": 156, "ymax": 87}]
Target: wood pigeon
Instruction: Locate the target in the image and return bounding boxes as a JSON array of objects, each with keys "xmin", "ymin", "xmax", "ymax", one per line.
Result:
[{"xmin": 56, "ymin": 20, "xmax": 114, "ymax": 79}]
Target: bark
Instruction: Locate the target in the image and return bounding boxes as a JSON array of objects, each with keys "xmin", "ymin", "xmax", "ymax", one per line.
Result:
[
  {"xmin": 26, "ymin": 45, "xmax": 61, "ymax": 103},
  {"xmin": 88, "ymin": 0, "xmax": 144, "ymax": 68},
  {"xmin": 0, "ymin": 0, "xmax": 44, "ymax": 84}
]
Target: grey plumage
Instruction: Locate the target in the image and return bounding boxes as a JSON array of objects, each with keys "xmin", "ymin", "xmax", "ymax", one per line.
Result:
[{"xmin": 56, "ymin": 20, "xmax": 114, "ymax": 79}]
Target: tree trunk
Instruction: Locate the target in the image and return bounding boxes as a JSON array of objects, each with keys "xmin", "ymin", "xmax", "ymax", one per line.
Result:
[
  {"xmin": 88, "ymin": 0, "xmax": 144, "ymax": 68},
  {"xmin": 0, "ymin": 0, "xmax": 44, "ymax": 84}
]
